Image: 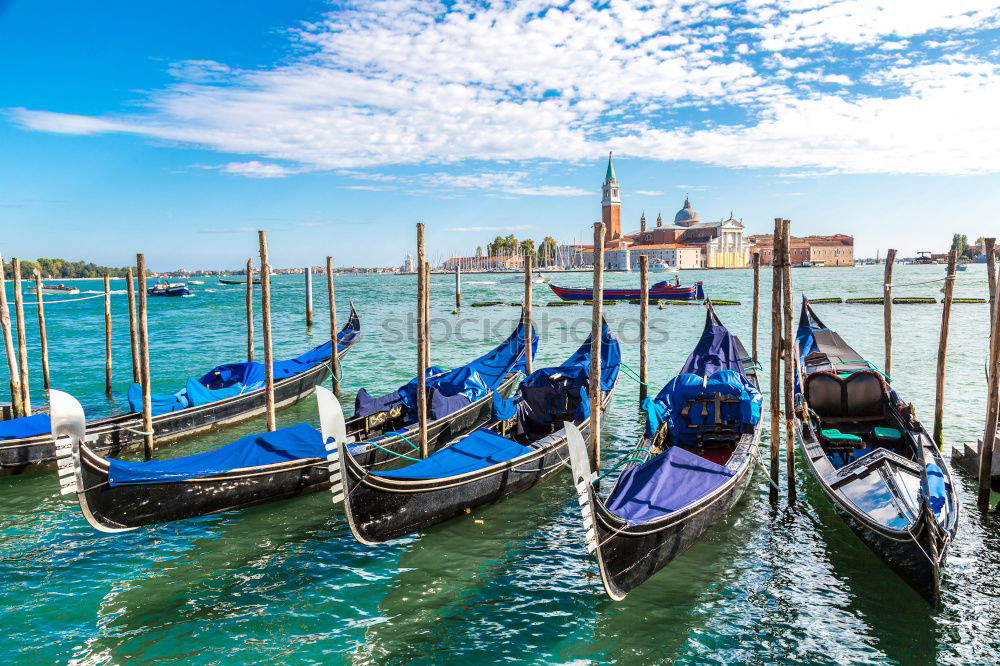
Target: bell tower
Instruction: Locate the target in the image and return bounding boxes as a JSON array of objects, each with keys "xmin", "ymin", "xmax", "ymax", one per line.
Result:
[{"xmin": 601, "ymin": 152, "xmax": 621, "ymax": 241}]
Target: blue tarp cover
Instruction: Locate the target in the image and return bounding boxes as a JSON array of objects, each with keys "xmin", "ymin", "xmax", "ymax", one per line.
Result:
[
  {"xmin": 645, "ymin": 370, "xmax": 761, "ymax": 445},
  {"xmin": 372, "ymin": 428, "xmax": 533, "ymax": 480},
  {"xmin": 680, "ymin": 315, "xmax": 745, "ymax": 377},
  {"xmin": 605, "ymin": 445, "xmax": 736, "ymax": 524},
  {"xmin": 129, "ymin": 326, "xmax": 357, "ymax": 415},
  {"xmin": 0, "ymin": 413, "xmax": 52, "ymax": 440},
  {"xmin": 107, "ymin": 423, "xmax": 324, "ymax": 486}
]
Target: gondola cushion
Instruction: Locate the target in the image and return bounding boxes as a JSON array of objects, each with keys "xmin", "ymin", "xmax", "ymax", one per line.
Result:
[
  {"xmin": 819, "ymin": 429, "xmax": 863, "ymax": 443},
  {"xmin": 605, "ymin": 446, "xmax": 736, "ymax": 524},
  {"xmin": 873, "ymin": 426, "xmax": 902, "ymax": 442},
  {"xmin": 370, "ymin": 428, "xmax": 533, "ymax": 480},
  {"xmin": 106, "ymin": 423, "xmax": 324, "ymax": 486},
  {"xmin": 0, "ymin": 413, "xmax": 52, "ymax": 440}
]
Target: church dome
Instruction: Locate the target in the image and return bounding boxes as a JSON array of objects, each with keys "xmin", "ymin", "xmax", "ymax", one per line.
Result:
[{"xmin": 674, "ymin": 197, "xmax": 699, "ymax": 225}]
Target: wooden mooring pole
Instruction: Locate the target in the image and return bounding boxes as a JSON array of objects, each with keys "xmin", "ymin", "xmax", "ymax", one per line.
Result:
[
  {"xmin": 245, "ymin": 259, "xmax": 255, "ymax": 362},
  {"xmin": 0, "ymin": 254, "xmax": 24, "ymax": 417},
  {"xmin": 987, "ymin": 238, "xmax": 997, "ymax": 348},
  {"xmin": 589, "ymin": 222, "xmax": 605, "ymax": 472},
  {"xmin": 523, "ymin": 254, "xmax": 533, "ymax": 375},
  {"xmin": 751, "ymin": 251, "xmax": 760, "ymax": 362},
  {"xmin": 768, "ymin": 219, "xmax": 783, "ymax": 502},
  {"xmin": 933, "ymin": 250, "xmax": 957, "ymax": 447},
  {"xmin": 416, "ymin": 223, "xmax": 428, "ymax": 458},
  {"xmin": 883, "ymin": 249, "xmax": 897, "ymax": 378},
  {"xmin": 305, "ymin": 266, "xmax": 314, "ymax": 328},
  {"xmin": 326, "ymin": 256, "xmax": 339, "ymax": 394},
  {"xmin": 126, "ymin": 267, "xmax": 139, "ymax": 383},
  {"xmin": 103, "ymin": 274, "xmax": 113, "ymax": 397},
  {"xmin": 136, "ymin": 254, "xmax": 154, "ymax": 460},
  {"xmin": 258, "ymin": 232, "xmax": 276, "ymax": 432},
  {"xmin": 639, "ymin": 255, "xmax": 649, "ymax": 403},
  {"xmin": 780, "ymin": 220, "xmax": 796, "ymax": 504},
  {"xmin": 33, "ymin": 270, "xmax": 50, "ymax": 390},
  {"xmin": 455, "ymin": 265, "xmax": 461, "ymax": 310},
  {"xmin": 12, "ymin": 259, "xmax": 31, "ymax": 415},
  {"xmin": 979, "ymin": 279, "xmax": 1000, "ymax": 511}
]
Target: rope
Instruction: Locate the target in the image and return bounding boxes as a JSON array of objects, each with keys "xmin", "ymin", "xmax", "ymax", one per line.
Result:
[
  {"xmin": 12, "ymin": 292, "xmax": 108, "ymax": 306},
  {"xmin": 594, "ymin": 448, "xmax": 652, "ymax": 483},
  {"xmin": 756, "ymin": 453, "xmax": 780, "ymax": 490},
  {"xmin": 618, "ymin": 361, "xmax": 648, "ymax": 386},
  {"xmin": 122, "ymin": 425, "xmax": 153, "ymax": 435},
  {"xmin": 394, "ymin": 431, "xmax": 420, "ymax": 451},
  {"xmin": 367, "ymin": 439, "xmax": 420, "ymax": 462},
  {"xmin": 886, "ymin": 275, "xmax": 955, "ymax": 288}
]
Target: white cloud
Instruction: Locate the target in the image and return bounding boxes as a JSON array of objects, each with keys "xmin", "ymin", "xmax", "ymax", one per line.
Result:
[
  {"xmin": 9, "ymin": 0, "xmax": 1000, "ymax": 177},
  {"xmin": 634, "ymin": 189, "xmax": 664, "ymax": 196}
]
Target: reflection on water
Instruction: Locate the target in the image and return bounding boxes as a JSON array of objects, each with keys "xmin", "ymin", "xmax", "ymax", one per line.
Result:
[{"xmin": 2, "ymin": 267, "xmax": 1000, "ymax": 663}]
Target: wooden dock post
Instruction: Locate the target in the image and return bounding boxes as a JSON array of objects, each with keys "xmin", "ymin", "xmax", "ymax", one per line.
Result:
[
  {"xmin": 455, "ymin": 265, "xmax": 461, "ymax": 309},
  {"xmin": 883, "ymin": 249, "xmax": 897, "ymax": 378},
  {"xmin": 326, "ymin": 256, "xmax": 339, "ymax": 394},
  {"xmin": 933, "ymin": 250, "xmax": 957, "ymax": 447},
  {"xmin": 257, "ymin": 232, "xmax": 276, "ymax": 432},
  {"xmin": 0, "ymin": 254, "xmax": 24, "ymax": 417},
  {"xmin": 103, "ymin": 274, "xmax": 113, "ymax": 397},
  {"xmin": 126, "ymin": 268, "xmax": 139, "ymax": 383},
  {"xmin": 987, "ymin": 238, "xmax": 997, "ymax": 343},
  {"xmin": 780, "ymin": 219, "xmax": 796, "ymax": 504},
  {"xmin": 639, "ymin": 255, "xmax": 649, "ymax": 403},
  {"xmin": 136, "ymin": 254, "xmax": 154, "ymax": 459},
  {"xmin": 423, "ymin": 260, "xmax": 430, "ymax": 377},
  {"xmin": 751, "ymin": 251, "xmax": 760, "ymax": 362},
  {"xmin": 305, "ymin": 266, "xmax": 314, "ymax": 328},
  {"xmin": 523, "ymin": 254, "xmax": 533, "ymax": 375},
  {"xmin": 589, "ymin": 222, "xmax": 605, "ymax": 471},
  {"xmin": 416, "ymin": 223, "xmax": 428, "ymax": 458},
  {"xmin": 12, "ymin": 259, "xmax": 31, "ymax": 415},
  {"xmin": 245, "ymin": 259, "xmax": 254, "ymax": 362},
  {"xmin": 33, "ymin": 270, "xmax": 50, "ymax": 390},
  {"xmin": 979, "ymin": 281, "xmax": 1000, "ymax": 510},
  {"xmin": 768, "ymin": 219, "xmax": 783, "ymax": 502}
]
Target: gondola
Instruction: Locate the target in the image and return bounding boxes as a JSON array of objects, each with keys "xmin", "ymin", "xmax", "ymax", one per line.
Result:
[
  {"xmin": 0, "ymin": 303, "xmax": 361, "ymax": 475},
  {"xmin": 565, "ymin": 302, "xmax": 762, "ymax": 600},
  {"xmin": 792, "ymin": 297, "xmax": 958, "ymax": 607},
  {"xmin": 331, "ymin": 322, "xmax": 619, "ymax": 545},
  {"xmin": 51, "ymin": 321, "xmax": 534, "ymax": 531},
  {"xmin": 219, "ymin": 277, "xmax": 261, "ymax": 285},
  {"xmin": 548, "ymin": 277, "xmax": 704, "ymax": 302}
]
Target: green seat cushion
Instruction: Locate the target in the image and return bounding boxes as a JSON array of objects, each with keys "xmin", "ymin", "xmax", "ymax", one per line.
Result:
[
  {"xmin": 820, "ymin": 429, "xmax": 863, "ymax": 443},
  {"xmin": 873, "ymin": 426, "xmax": 902, "ymax": 440}
]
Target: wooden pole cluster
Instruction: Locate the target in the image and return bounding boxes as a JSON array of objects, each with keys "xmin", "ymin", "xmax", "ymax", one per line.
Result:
[
  {"xmin": 751, "ymin": 251, "xmax": 761, "ymax": 362},
  {"xmin": 257, "ymin": 232, "xmax": 276, "ymax": 432},
  {"xmin": 455, "ymin": 265, "xmax": 461, "ymax": 309},
  {"xmin": 416, "ymin": 223, "xmax": 429, "ymax": 458},
  {"xmin": 12, "ymin": 259, "xmax": 31, "ymax": 415},
  {"xmin": 768, "ymin": 219, "xmax": 783, "ymax": 502},
  {"xmin": 326, "ymin": 256, "xmax": 339, "ymax": 394},
  {"xmin": 780, "ymin": 219, "xmax": 796, "ymax": 504},
  {"xmin": 523, "ymin": 254, "xmax": 533, "ymax": 375},
  {"xmin": 639, "ymin": 255, "xmax": 649, "ymax": 403},
  {"xmin": 103, "ymin": 274, "xmax": 113, "ymax": 397},
  {"xmin": 589, "ymin": 222, "xmax": 605, "ymax": 472},
  {"xmin": 245, "ymin": 259, "xmax": 254, "ymax": 362},
  {"xmin": 0, "ymin": 253, "xmax": 23, "ymax": 417},
  {"xmin": 126, "ymin": 267, "xmax": 140, "ymax": 383},
  {"xmin": 33, "ymin": 270, "xmax": 51, "ymax": 390},
  {"xmin": 979, "ymin": 283, "xmax": 1000, "ymax": 511},
  {"xmin": 933, "ymin": 250, "xmax": 957, "ymax": 447},
  {"xmin": 305, "ymin": 266, "xmax": 314, "ymax": 327},
  {"xmin": 883, "ymin": 249, "xmax": 897, "ymax": 378},
  {"xmin": 136, "ymin": 254, "xmax": 154, "ymax": 460}
]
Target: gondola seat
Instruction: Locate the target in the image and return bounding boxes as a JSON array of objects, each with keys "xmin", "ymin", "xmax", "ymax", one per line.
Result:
[
  {"xmin": 873, "ymin": 426, "xmax": 902, "ymax": 443},
  {"xmin": 805, "ymin": 370, "xmax": 888, "ymax": 423},
  {"xmin": 819, "ymin": 428, "xmax": 863, "ymax": 448}
]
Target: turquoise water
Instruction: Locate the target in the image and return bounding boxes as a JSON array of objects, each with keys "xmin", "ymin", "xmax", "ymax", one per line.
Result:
[{"xmin": 1, "ymin": 266, "xmax": 998, "ymax": 664}]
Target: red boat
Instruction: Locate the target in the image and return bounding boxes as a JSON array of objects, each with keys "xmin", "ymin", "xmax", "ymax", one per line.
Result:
[{"xmin": 548, "ymin": 278, "xmax": 705, "ymax": 302}]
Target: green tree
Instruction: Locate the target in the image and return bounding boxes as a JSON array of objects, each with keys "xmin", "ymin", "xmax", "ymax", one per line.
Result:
[
  {"xmin": 951, "ymin": 234, "xmax": 967, "ymax": 256},
  {"xmin": 520, "ymin": 239, "xmax": 535, "ymax": 257},
  {"xmin": 538, "ymin": 236, "xmax": 558, "ymax": 266}
]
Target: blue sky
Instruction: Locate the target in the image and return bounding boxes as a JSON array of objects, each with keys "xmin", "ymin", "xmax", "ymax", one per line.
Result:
[{"xmin": 2, "ymin": 0, "xmax": 999, "ymax": 271}]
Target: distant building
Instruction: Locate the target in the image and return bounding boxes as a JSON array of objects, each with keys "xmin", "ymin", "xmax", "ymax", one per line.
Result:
[
  {"xmin": 749, "ymin": 234, "xmax": 854, "ymax": 266},
  {"xmin": 401, "ymin": 254, "xmax": 414, "ymax": 273}
]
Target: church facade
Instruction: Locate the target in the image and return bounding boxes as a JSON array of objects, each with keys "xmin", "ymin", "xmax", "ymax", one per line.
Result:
[{"xmin": 586, "ymin": 154, "xmax": 750, "ymax": 269}]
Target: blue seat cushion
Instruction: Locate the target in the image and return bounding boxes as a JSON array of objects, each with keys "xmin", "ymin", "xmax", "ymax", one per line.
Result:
[
  {"xmin": 372, "ymin": 428, "xmax": 533, "ymax": 480},
  {"xmin": 873, "ymin": 426, "xmax": 902, "ymax": 441}
]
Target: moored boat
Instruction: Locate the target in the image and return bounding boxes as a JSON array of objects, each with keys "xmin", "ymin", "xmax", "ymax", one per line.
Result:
[
  {"xmin": 51, "ymin": 321, "xmax": 534, "ymax": 531},
  {"xmin": 219, "ymin": 277, "xmax": 261, "ymax": 285},
  {"xmin": 565, "ymin": 302, "xmax": 762, "ymax": 600},
  {"xmin": 549, "ymin": 277, "xmax": 704, "ymax": 302},
  {"xmin": 0, "ymin": 303, "xmax": 361, "ymax": 475},
  {"xmin": 333, "ymin": 322, "xmax": 620, "ymax": 545},
  {"xmin": 793, "ymin": 297, "xmax": 958, "ymax": 607}
]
